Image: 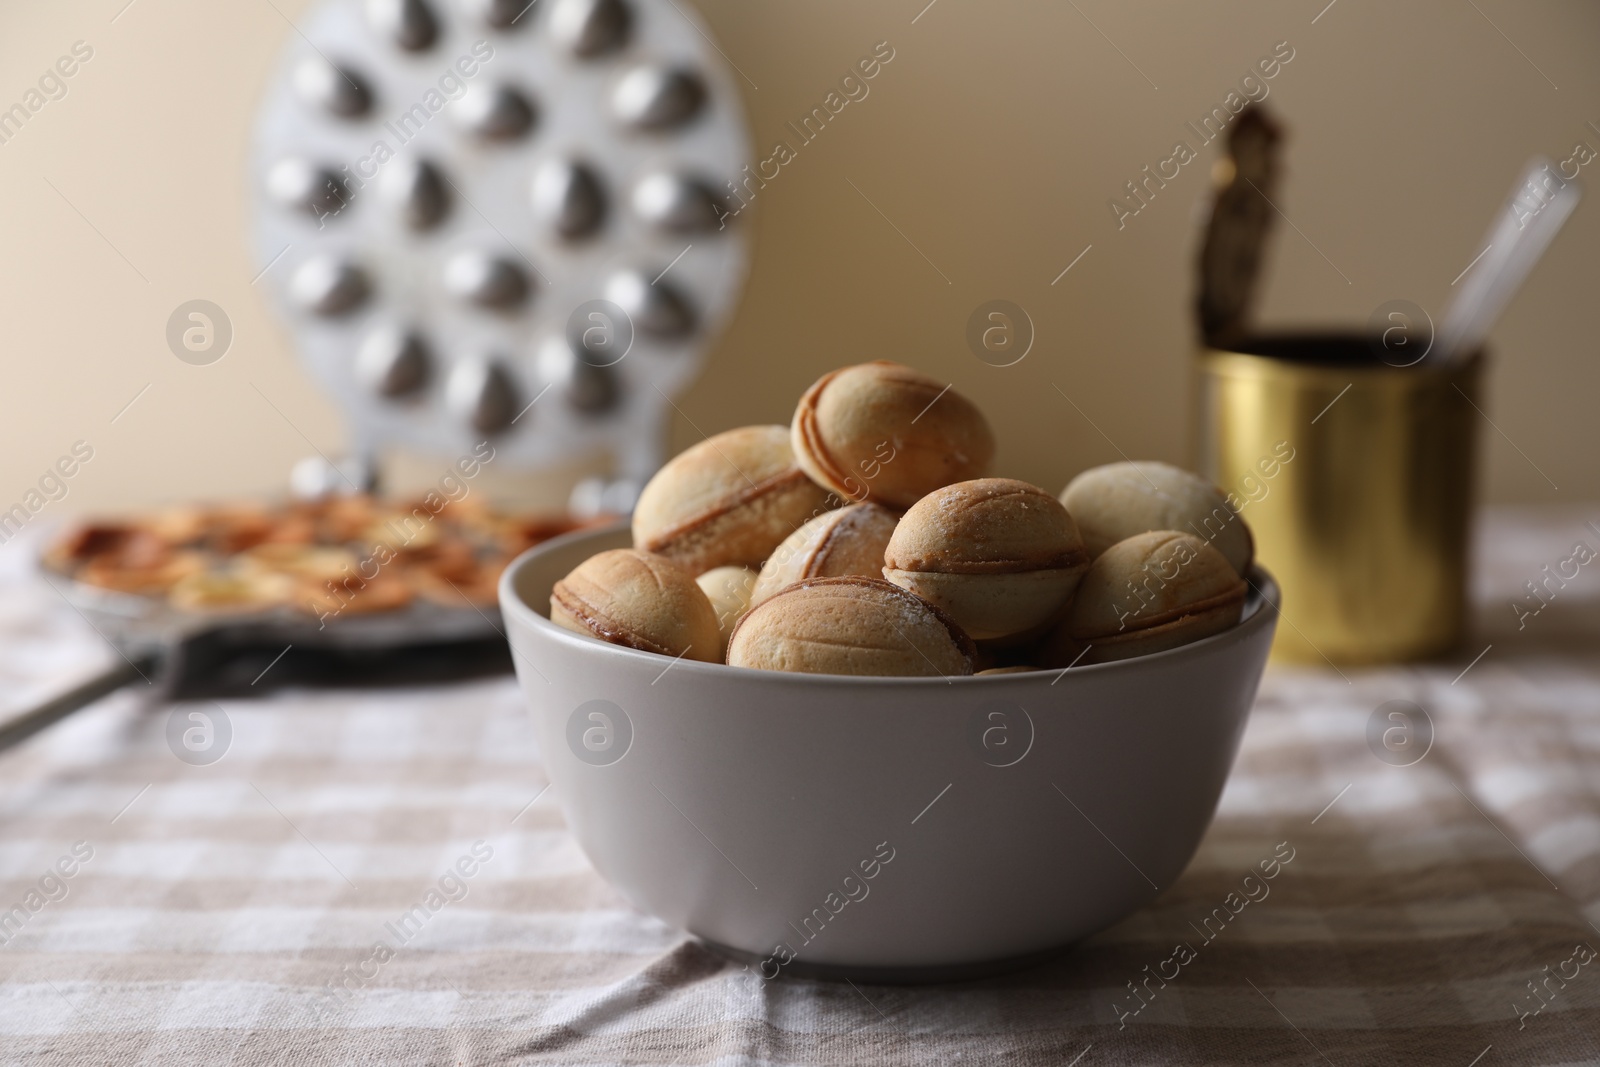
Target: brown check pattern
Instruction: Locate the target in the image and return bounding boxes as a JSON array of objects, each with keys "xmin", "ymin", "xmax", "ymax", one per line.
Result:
[{"xmin": 1, "ymin": 508, "xmax": 1598, "ymax": 1066}]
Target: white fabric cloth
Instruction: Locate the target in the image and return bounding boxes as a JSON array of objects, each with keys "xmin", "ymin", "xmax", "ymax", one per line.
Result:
[{"xmin": 1, "ymin": 507, "xmax": 1598, "ymax": 1065}]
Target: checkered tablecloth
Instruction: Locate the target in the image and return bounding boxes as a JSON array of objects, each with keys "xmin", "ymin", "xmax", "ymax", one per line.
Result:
[{"xmin": 2, "ymin": 508, "xmax": 1598, "ymax": 1066}]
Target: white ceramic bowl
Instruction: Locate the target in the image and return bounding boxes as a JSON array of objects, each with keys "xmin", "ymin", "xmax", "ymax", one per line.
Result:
[{"xmin": 501, "ymin": 524, "xmax": 1278, "ymax": 981}]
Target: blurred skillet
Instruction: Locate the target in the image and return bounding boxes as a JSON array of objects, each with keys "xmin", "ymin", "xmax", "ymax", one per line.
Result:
[{"xmin": 2, "ymin": 546, "xmax": 524, "ymax": 753}]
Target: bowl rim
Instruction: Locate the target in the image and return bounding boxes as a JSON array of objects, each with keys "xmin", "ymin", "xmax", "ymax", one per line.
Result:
[{"xmin": 499, "ymin": 520, "xmax": 1281, "ymax": 687}]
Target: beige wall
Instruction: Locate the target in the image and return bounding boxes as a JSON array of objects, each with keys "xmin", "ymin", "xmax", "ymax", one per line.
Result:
[{"xmin": 1, "ymin": 0, "xmax": 1595, "ymax": 520}]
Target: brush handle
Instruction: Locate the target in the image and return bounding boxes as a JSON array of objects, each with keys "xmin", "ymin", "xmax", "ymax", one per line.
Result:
[{"xmin": 1432, "ymin": 158, "xmax": 1581, "ymax": 366}]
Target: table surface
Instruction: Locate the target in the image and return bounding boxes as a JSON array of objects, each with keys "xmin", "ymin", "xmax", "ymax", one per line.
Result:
[{"xmin": 1, "ymin": 507, "xmax": 1598, "ymax": 1067}]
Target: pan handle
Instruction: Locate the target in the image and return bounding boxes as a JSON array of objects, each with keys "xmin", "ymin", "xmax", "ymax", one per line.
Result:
[{"xmin": 0, "ymin": 657, "xmax": 158, "ymax": 753}]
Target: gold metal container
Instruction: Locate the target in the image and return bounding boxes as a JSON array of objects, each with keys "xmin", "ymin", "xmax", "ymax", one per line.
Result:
[{"xmin": 1198, "ymin": 335, "xmax": 1482, "ymax": 665}]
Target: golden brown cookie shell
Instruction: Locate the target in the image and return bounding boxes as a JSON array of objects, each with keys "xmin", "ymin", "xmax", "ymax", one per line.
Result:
[
  {"xmin": 884, "ymin": 478, "xmax": 1088, "ymax": 574},
  {"xmin": 1060, "ymin": 461, "xmax": 1253, "ymax": 576},
  {"xmin": 551, "ymin": 548, "xmax": 722, "ymax": 662},
  {"xmin": 752, "ymin": 503, "xmax": 898, "ymax": 607},
  {"xmin": 728, "ymin": 575, "xmax": 976, "ymax": 677},
  {"xmin": 633, "ymin": 425, "xmax": 836, "ymax": 572},
  {"xmin": 791, "ymin": 362, "xmax": 994, "ymax": 511},
  {"xmin": 1042, "ymin": 530, "xmax": 1248, "ymax": 664}
]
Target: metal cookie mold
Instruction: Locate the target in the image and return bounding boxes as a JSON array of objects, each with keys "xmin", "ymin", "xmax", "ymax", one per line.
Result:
[{"xmin": 251, "ymin": 0, "xmax": 751, "ymax": 494}]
